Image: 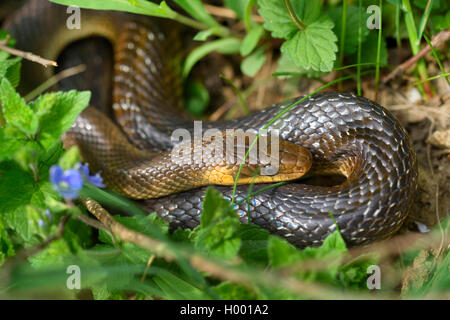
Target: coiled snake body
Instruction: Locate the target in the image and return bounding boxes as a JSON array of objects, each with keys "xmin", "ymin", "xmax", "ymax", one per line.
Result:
[{"xmin": 5, "ymin": 0, "xmax": 418, "ymax": 247}]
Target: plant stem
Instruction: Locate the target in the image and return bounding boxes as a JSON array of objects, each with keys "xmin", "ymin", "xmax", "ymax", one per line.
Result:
[
  {"xmin": 374, "ymin": 0, "xmax": 383, "ymax": 101},
  {"xmin": 402, "ymin": 0, "xmax": 430, "ymax": 99},
  {"xmin": 338, "ymin": 0, "xmax": 348, "ymax": 91},
  {"xmin": 357, "ymin": 0, "xmax": 363, "ymax": 95},
  {"xmin": 395, "ymin": 0, "xmax": 402, "ymax": 62},
  {"xmin": 282, "ymin": 0, "xmax": 306, "ymax": 30}
]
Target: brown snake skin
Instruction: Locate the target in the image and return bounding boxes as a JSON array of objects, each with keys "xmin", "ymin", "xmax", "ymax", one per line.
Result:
[{"xmin": 4, "ymin": 0, "xmax": 418, "ymax": 247}]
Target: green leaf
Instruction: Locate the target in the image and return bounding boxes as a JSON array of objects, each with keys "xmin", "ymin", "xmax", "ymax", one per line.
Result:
[
  {"xmin": 238, "ymin": 224, "xmax": 270, "ymax": 264},
  {"xmin": 201, "ymin": 187, "xmax": 233, "ymax": 227},
  {"xmin": 240, "ymin": 24, "xmax": 265, "ymax": 56},
  {"xmin": 58, "ymin": 146, "xmax": 82, "ymax": 170},
  {"xmin": 225, "ymin": 0, "xmax": 250, "ymax": 20},
  {"xmin": 173, "ymin": 0, "xmax": 218, "ymax": 27},
  {"xmin": 0, "ymin": 127, "xmax": 23, "ymax": 161},
  {"xmin": 35, "ymin": 90, "xmax": 91, "ymax": 149},
  {"xmin": 214, "ymin": 281, "xmax": 259, "ymax": 299},
  {"xmin": 183, "ymin": 38, "xmax": 241, "ymax": 78},
  {"xmin": 49, "ymin": 0, "xmax": 177, "ymax": 18},
  {"xmin": 267, "ymin": 236, "xmax": 301, "ymax": 268},
  {"xmin": 0, "ymin": 78, "xmax": 38, "ymax": 136},
  {"xmin": 185, "ymin": 80, "xmax": 210, "ymax": 116},
  {"xmin": 328, "ymin": 5, "xmax": 370, "ymax": 55},
  {"xmin": 432, "ymin": 11, "xmax": 450, "ymax": 31},
  {"xmin": 268, "ymin": 230, "xmax": 347, "ymax": 283},
  {"xmin": 241, "ymin": 47, "xmax": 266, "ymax": 76},
  {"xmin": 275, "ymin": 53, "xmax": 326, "ymax": 78},
  {"xmin": 0, "ymin": 220, "xmax": 15, "ymax": 265},
  {"xmin": 194, "ymin": 187, "xmax": 241, "ymax": 259},
  {"xmin": 0, "ymin": 56, "xmax": 21, "ymax": 88},
  {"xmin": 257, "ymin": 0, "xmax": 321, "ymax": 39},
  {"xmin": 193, "ymin": 29, "xmax": 215, "ymax": 41},
  {"xmin": 280, "ymin": 17, "xmax": 338, "ymax": 72},
  {"xmin": 153, "ymin": 270, "xmax": 210, "ymax": 299}
]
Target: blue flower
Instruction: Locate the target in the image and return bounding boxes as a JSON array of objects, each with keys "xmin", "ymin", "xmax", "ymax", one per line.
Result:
[
  {"xmin": 38, "ymin": 219, "xmax": 46, "ymax": 228},
  {"xmin": 45, "ymin": 209, "xmax": 52, "ymax": 221},
  {"xmin": 77, "ymin": 163, "xmax": 105, "ymax": 188},
  {"xmin": 50, "ymin": 165, "xmax": 83, "ymax": 199}
]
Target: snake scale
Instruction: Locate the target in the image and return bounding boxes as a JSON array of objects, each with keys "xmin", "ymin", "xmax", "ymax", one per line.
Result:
[{"xmin": 4, "ymin": 0, "xmax": 418, "ymax": 247}]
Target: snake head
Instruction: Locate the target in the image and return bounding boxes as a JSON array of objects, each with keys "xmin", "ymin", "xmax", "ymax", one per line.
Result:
[{"xmin": 207, "ymin": 135, "xmax": 312, "ymax": 185}]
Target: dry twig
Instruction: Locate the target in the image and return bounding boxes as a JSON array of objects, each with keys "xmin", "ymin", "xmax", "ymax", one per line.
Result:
[
  {"xmin": 383, "ymin": 30, "xmax": 450, "ymax": 84},
  {"xmin": 0, "ymin": 35, "xmax": 57, "ymax": 68}
]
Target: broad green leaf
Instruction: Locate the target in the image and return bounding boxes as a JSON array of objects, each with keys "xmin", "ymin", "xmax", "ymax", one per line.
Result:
[
  {"xmin": 173, "ymin": 0, "xmax": 218, "ymax": 27},
  {"xmin": 183, "ymin": 37, "xmax": 241, "ymax": 78},
  {"xmin": 0, "ymin": 220, "xmax": 15, "ymax": 265},
  {"xmin": 0, "ymin": 78, "xmax": 38, "ymax": 136},
  {"xmin": 240, "ymin": 24, "xmax": 265, "ymax": 56},
  {"xmin": 0, "ymin": 127, "xmax": 23, "ymax": 161},
  {"xmin": 275, "ymin": 53, "xmax": 326, "ymax": 78},
  {"xmin": 200, "ymin": 187, "xmax": 233, "ymax": 227},
  {"xmin": 238, "ymin": 224, "xmax": 270, "ymax": 264},
  {"xmin": 241, "ymin": 47, "xmax": 266, "ymax": 76},
  {"xmin": 257, "ymin": 0, "xmax": 321, "ymax": 39},
  {"xmin": 153, "ymin": 270, "xmax": 210, "ymax": 300},
  {"xmin": 267, "ymin": 236, "xmax": 301, "ymax": 268},
  {"xmin": 268, "ymin": 230, "xmax": 347, "ymax": 283},
  {"xmin": 328, "ymin": 5, "xmax": 370, "ymax": 55},
  {"xmin": 36, "ymin": 90, "xmax": 91, "ymax": 149},
  {"xmin": 194, "ymin": 187, "xmax": 241, "ymax": 259},
  {"xmin": 280, "ymin": 17, "xmax": 338, "ymax": 72},
  {"xmin": 49, "ymin": 0, "xmax": 176, "ymax": 18},
  {"xmin": 0, "ymin": 57, "xmax": 21, "ymax": 88}
]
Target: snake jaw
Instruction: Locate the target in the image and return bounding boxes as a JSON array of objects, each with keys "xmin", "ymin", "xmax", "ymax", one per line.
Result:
[{"xmin": 206, "ymin": 139, "xmax": 312, "ymax": 186}]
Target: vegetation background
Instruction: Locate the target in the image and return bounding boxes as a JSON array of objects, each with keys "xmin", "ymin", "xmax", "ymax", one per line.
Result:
[{"xmin": 0, "ymin": 0, "xmax": 448, "ymax": 299}]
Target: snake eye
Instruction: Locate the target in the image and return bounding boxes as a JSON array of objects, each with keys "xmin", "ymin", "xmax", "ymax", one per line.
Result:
[{"xmin": 261, "ymin": 164, "xmax": 279, "ymax": 176}]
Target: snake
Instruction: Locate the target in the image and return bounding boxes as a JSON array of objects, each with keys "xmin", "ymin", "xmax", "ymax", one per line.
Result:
[{"xmin": 4, "ymin": 0, "xmax": 418, "ymax": 248}]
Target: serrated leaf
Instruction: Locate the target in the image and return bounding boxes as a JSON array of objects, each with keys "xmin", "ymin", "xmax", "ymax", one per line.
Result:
[
  {"xmin": 0, "ymin": 127, "xmax": 23, "ymax": 161},
  {"xmin": 241, "ymin": 47, "xmax": 266, "ymax": 76},
  {"xmin": 275, "ymin": 53, "xmax": 326, "ymax": 78},
  {"xmin": 194, "ymin": 187, "xmax": 241, "ymax": 259},
  {"xmin": 328, "ymin": 5, "xmax": 370, "ymax": 55},
  {"xmin": 240, "ymin": 24, "xmax": 265, "ymax": 56},
  {"xmin": 0, "ymin": 78, "xmax": 38, "ymax": 136},
  {"xmin": 36, "ymin": 90, "xmax": 91, "ymax": 149},
  {"xmin": 257, "ymin": 0, "xmax": 321, "ymax": 39},
  {"xmin": 0, "ymin": 56, "xmax": 21, "ymax": 88},
  {"xmin": 280, "ymin": 17, "xmax": 338, "ymax": 72},
  {"xmin": 268, "ymin": 229, "xmax": 347, "ymax": 283},
  {"xmin": 153, "ymin": 270, "xmax": 210, "ymax": 300}
]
